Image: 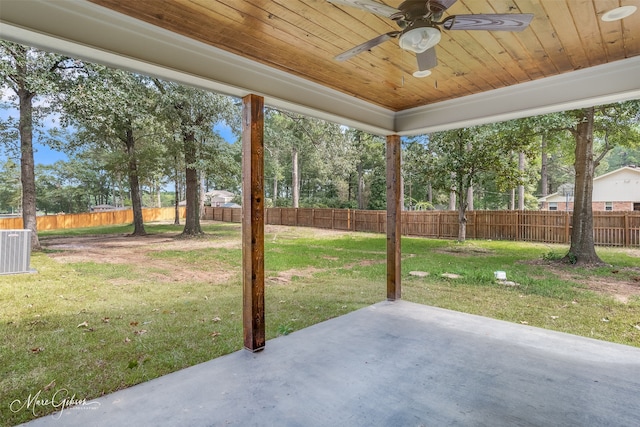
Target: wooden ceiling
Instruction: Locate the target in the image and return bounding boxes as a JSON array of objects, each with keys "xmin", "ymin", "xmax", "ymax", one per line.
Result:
[{"xmin": 86, "ymin": 0, "xmax": 640, "ymax": 112}]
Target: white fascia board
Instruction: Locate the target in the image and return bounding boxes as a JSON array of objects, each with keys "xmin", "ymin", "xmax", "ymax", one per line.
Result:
[
  {"xmin": 395, "ymin": 56, "xmax": 640, "ymax": 135},
  {"xmin": 0, "ymin": 0, "xmax": 395, "ymax": 136}
]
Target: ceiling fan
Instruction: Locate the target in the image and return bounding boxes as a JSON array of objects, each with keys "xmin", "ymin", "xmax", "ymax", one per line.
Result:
[{"xmin": 328, "ymin": 0, "xmax": 533, "ymax": 77}]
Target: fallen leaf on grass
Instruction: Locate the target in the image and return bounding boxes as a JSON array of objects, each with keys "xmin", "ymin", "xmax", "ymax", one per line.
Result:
[
  {"xmin": 30, "ymin": 347, "xmax": 44, "ymax": 354},
  {"xmin": 102, "ymin": 317, "xmax": 110, "ymax": 323},
  {"xmin": 77, "ymin": 321, "xmax": 89, "ymax": 328},
  {"xmin": 129, "ymin": 321, "xmax": 139, "ymax": 327},
  {"xmin": 44, "ymin": 380, "xmax": 56, "ymax": 391},
  {"xmin": 210, "ymin": 332, "xmax": 221, "ymax": 338},
  {"xmin": 124, "ymin": 337, "xmax": 131, "ymax": 343},
  {"xmin": 633, "ymin": 324, "xmax": 640, "ymax": 331},
  {"xmin": 133, "ymin": 329, "xmax": 147, "ymax": 335},
  {"xmin": 212, "ymin": 317, "xmax": 221, "ymax": 322},
  {"xmin": 550, "ymin": 316, "xmax": 559, "ymax": 320},
  {"xmin": 520, "ymin": 321, "xmax": 529, "ymax": 325},
  {"xmin": 601, "ymin": 317, "xmax": 610, "ymax": 323}
]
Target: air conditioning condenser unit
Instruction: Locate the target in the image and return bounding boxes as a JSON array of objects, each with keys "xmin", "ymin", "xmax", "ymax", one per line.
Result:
[{"xmin": 0, "ymin": 229, "xmax": 35, "ymax": 275}]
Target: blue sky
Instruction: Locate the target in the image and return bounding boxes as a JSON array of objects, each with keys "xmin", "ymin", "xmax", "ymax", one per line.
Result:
[{"xmin": 1, "ymin": 103, "xmax": 236, "ymax": 166}]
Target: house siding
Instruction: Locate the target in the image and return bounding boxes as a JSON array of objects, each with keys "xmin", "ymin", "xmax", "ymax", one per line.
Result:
[
  {"xmin": 539, "ymin": 201, "xmax": 634, "ymax": 212},
  {"xmin": 539, "ymin": 167, "xmax": 640, "ymax": 211}
]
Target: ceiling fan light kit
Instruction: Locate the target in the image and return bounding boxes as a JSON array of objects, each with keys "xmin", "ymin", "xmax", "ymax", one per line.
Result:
[
  {"xmin": 412, "ymin": 69, "xmax": 432, "ymax": 78},
  {"xmin": 399, "ymin": 24, "xmax": 441, "ymax": 53},
  {"xmin": 601, "ymin": 6, "xmax": 637, "ymax": 22}
]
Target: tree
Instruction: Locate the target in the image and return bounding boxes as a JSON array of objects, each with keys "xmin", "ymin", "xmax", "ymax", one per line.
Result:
[
  {"xmin": 427, "ymin": 120, "xmax": 535, "ymax": 242},
  {"xmin": 563, "ymin": 102, "xmax": 640, "ymax": 265},
  {"xmin": 61, "ymin": 65, "xmax": 163, "ymax": 235},
  {"xmin": 154, "ymin": 81, "xmax": 238, "ymax": 235},
  {"xmin": 0, "ymin": 41, "xmax": 78, "ymax": 249},
  {"xmin": 0, "ymin": 158, "xmax": 21, "ymax": 213},
  {"xmin": 347, "ymin": 129, "xmax": 385, "ymax": 210}
]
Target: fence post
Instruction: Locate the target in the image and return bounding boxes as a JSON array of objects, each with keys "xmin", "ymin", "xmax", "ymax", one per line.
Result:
[
  {"xmin": 624, "ymin": 212, "xmax": 629, "ymax": 247},
  {"xmin": 331, "ymin": 209, "xmax": 335, "ymax": 230},
  {"xmin": 437, "ymin": 212, "xmax": 441, "ymax": 238}
]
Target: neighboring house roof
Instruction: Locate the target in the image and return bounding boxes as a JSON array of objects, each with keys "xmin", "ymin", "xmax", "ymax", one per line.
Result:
[
  {"xmin": 221, "ymin": 203, "xmax": 241, "ymax": 208},
  {"xmin": 205, "ymin": 190, "xmax": 234, "ymax": 198},
  {"xmin": 539, "ymin": 166, "xmax": 640, "ymax": 202}
]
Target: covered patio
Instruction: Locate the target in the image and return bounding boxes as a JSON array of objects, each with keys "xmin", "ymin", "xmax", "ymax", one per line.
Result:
[
  {"xmin": 2, "ymin": 1, "xmax": 640, "ymax": 424},
  {"xmin": 21, "ymin": 300, "xmax": 640, "ymax": 426}
]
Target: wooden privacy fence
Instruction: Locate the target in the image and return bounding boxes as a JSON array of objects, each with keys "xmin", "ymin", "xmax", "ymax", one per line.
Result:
[
  {"xmin": 0, "ymin": 207, "xmax": 186, "ymax": 231},
  {"xmin": 203, "ymin": 207, "xmax": 640, "ymax": 247}
]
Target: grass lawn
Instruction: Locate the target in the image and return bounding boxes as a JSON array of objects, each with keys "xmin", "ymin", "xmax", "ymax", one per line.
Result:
[{"xmin": 1, "ymin": 221, "xmax": 639, "ymax": 425}]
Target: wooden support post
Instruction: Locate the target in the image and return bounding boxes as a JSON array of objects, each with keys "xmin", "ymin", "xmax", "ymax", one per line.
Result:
[
  {"xmin": 242, "ymin": 94, "xmax": 265, "ymax": 352},
  {"xmin": 386, "ymin": 135, "xmax": 401, "ymax": 301}
]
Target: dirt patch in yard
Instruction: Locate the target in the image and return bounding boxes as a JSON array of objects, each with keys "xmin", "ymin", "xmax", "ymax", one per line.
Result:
[
  {"xmin": 557, "ymin": 268, "xmax": 640, "ymax": 304},
  {"xmin": 41, "ymin": 232, "xmax": 240, "ymax": 284},
  {"xmin": 525, "ymin": 259, "xmax": 640, "ymax": 304}
]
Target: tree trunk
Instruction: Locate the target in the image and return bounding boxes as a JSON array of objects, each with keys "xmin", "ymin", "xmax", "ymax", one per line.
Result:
[
  {"xmin": 427, "ymin": 183, "xmax": 432, "ymax": 204},
  {"xmin": 510, "ymin": 188, "xmax": 515, "ymax": 210},
  {"xmin": 199, "ymin": 175, "xmax": 206, "ymax": 219},
  {"xmin": 457, "ymin": 203, "xmax": 467, "ymax": 242},
  {"xmin": 156, "ymin": 181, "xmax": 162, "ymax": 208},
  {"xmin": 173, "ymin": 156, "xmax": 180, "ymax": 225},
  {"xmin": 273, "ymin": 175, "xmax": 278, "ymax": 206},
  {"xmin": 182, "ymin": 131, "xmax": 203, "ymax": 235},
  {"xmin": 449, "ymin": 173, "xmax": 456, "ymax": 210},
  {"xmin": 357, "ymin": 161, "xmax": 365, "ymax": 210},
  {"xmin": 457, "ymin": 176, "xmax": 467, "ymax": 242},
  {"xmin": 125, "ymin": 128, "xmax": 146, "ymax": 236},
  {"xmin": 518, "ymin": 151, "xmax": 525, "ymax": 210},
  {"xmin": 292, "ymin": 146, "xmax": 299, "ymax": 208},
  {"xmin": 565, "ymin": 107, "xmax": 603, "ymax": 265},
  {"xmin": 467, "ymin": 184, "xmax": 474, "ymax": 211},
  {"xmin": 540, "ymin": 136, "xmax": 548, "ymax": 197},
  {"xmin": 18, "ymin": 87, "xmax": 41, "ymax": 250}
]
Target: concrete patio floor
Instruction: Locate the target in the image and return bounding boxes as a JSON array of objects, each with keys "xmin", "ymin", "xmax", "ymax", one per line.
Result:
[{"xmin": 23, "ymin": 300, "xmax": 640, "ymax": 426}]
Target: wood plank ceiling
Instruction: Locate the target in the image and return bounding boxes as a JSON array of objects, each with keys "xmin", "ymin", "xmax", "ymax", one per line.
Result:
[{"xmin": 89, "ymin": 0, "xmax": 640, "ymax": 112}]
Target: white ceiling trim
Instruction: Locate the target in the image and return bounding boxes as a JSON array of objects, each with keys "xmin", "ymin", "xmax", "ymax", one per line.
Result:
[
  {"xmin": 1, "ymin": 0, "xmax": 639, "ymax": 137},
  {"xmin": 395, "ymin": 56, "xmax": 640, "ymax": 135}
]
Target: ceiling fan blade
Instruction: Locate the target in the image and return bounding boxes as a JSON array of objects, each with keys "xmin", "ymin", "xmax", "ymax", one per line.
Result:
[
  {"xmin": 416, "ymin": 47, "xmax": 438, "ymax": 71},
  {"xmin": 443, "ymin": 13, "xmax": 534, "ymax": 31},
  {"xmin": 327, "ymin": 0, "xmax": 400, "ymax": 18},
  {"xmin": 430, "ymin": 0, "xmax": 458, "ymax": 12},
  {"xmin": 334, "ymin": 31, "xmax": 400, "ymax": 61}
]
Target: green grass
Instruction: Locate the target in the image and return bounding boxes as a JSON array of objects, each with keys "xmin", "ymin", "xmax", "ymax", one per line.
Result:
[{"xmin": 1, "ymin": 222, "xmax": 639, "ymax": 425}]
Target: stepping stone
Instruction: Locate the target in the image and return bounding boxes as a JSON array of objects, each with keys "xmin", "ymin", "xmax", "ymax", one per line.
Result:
[
  {"xmin": 409, "ymin": 271, "xmax": 429, "ymax": 277},
  {"xmin": 500, "ymin": 280, "xmax": 519, "ymax": 287},
  {"xmin": 441, "ymin": 273, "xmax": 462, "ymax": 279}
]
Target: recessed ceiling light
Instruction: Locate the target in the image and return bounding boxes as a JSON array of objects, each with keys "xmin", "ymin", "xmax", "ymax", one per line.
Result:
[
  {"xmin": 601, "ymin": 5, "xmax": 637, "ymax": 22},
  {"xmin": 413, "ymin": 69, "xmax": 432, "ymax": 78}
]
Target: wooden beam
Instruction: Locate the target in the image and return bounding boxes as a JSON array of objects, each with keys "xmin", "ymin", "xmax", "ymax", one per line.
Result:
[
  {"xmin": 242, "ymin": 94, "xmax": 265, "ymax": 352},
  {"xmin": 386, "ymin": 135, "xmax": 401, "ymax": 301}
]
